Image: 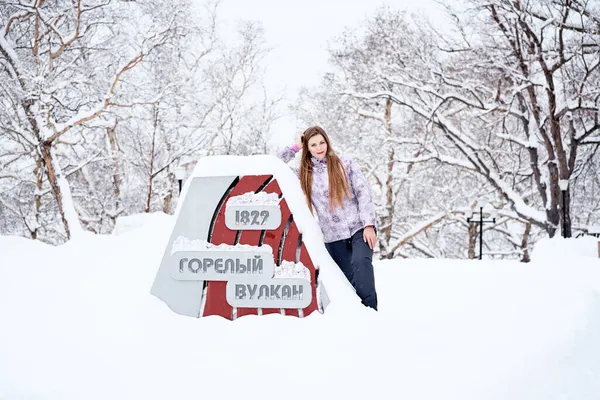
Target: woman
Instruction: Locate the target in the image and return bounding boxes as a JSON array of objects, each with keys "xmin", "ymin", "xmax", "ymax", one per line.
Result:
[{"xmin": 277, "ymin": 125, "xmax": 378, "ymax": 310}]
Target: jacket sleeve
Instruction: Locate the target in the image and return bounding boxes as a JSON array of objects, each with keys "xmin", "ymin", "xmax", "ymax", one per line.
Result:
[
  {"xmin": 276, "ymin": 146, "xmax": 300, "ymax": 178},
  {"xmin": 347, "ymin": 157, "xmax": 377, "ymax": 228}
]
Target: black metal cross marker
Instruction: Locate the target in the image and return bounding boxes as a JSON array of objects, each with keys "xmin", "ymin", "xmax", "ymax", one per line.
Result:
[{"xmin": 466, "ymin": 206, "xmax": 497, "ymax": 260}]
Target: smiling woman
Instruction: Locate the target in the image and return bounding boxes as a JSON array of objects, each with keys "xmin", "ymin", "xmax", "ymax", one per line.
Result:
[{"xmin": 277, "ymin": 125, "xmax": 379, "ymax": 310}]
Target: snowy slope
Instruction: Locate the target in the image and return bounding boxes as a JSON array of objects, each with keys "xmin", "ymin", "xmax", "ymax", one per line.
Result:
[{"xmin": 1, "ymin": 213, "xmax": 599, "ymax": 400}]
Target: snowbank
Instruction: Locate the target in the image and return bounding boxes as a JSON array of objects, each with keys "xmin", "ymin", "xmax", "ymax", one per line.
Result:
[
  {"xmin": 112, "ymin": 212, "xmax": 174, "ymax": 237},
  {"xmin": 1, "ymin": 215, "xmax": 599, "ymax": 400},
  {"xmin": 531, "ymin": 235, "xmax": 600, "ymax": 261}
]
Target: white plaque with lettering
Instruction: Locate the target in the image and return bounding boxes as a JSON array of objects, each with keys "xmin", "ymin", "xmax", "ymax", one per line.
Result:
[
  {"xmin": 225, "ymin": 278, "xmax": 312, "ymax": 309},
  {"xmin": 171, "ymin": 250, "xmax": 274, "ymax": 281},
  {"xmin": 225, "ymin": 205, "xmax": 281, "ymax": 230}
]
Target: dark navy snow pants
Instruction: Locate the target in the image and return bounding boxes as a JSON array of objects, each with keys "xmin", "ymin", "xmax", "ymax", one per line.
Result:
[{"xmin": 325, "ymin": 228, "xmax": 378, "ymax": 310}]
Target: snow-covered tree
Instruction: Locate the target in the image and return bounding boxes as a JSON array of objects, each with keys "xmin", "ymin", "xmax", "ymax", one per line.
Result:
[
  {"xmin": 294, "ymin": 3, "xmax": 600, "ymax": 260},
  {"xmin": 346, "ymin": 0, "xmax": 600, "ymax": 239},
  {"xmin": 0, "ymin": 0, "xmax": 279, "ymax": 242},
  {"xmin": 0, "ymin": 0, "xmax": 178, "ymax": 240}
]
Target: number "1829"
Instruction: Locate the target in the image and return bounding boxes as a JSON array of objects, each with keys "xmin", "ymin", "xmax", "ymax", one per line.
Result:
[{"xmin": 236, "ymin": 210, "xmax": 270, "ymax": 225}]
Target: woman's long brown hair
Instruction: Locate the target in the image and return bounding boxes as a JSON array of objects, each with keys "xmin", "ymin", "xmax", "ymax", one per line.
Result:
[{"xmin": 299, "ymin": 126, "xmax": 351, "ymax": 213}]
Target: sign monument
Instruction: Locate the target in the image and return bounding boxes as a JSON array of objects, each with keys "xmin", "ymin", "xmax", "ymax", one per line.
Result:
[{"xmin": 151, "ymin": 158, "xmax": 329, "ymax": 320}]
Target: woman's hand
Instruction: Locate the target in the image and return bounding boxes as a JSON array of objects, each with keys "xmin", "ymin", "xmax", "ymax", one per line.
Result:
[
  {"xmin": 363, "ymin": 226, "xmax": 377, "ymax": 250},
  {"xmin": 296, "ymin": 133, "xmax": 304, "ymax": 148}
]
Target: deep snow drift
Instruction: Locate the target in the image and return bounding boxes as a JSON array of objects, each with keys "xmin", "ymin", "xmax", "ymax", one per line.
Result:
[{"xmin": 0, "ymin": 213, "xmax": 599, "ymax": 400}]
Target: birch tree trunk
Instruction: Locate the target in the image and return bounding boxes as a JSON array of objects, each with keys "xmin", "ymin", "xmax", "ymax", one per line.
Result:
[
  {"xmin": 32, "ymin": 154, "xmax": 44, "ymax": 240},
  {"xmin": 468, "ymin": 223, "xmax": 477, "ymax": 260},
  {"xmin": 379, "ymin": 97, "xmax": 395, "ymax": 258},
  {"xmin": 146, "ymin": 105, "xmax": 159, "ymax": 213},
  {"xmin": 107, "ymin": 121, "xmax": 122, "ymax": 226},
  {"xmin": 39, "ymin": 142, "xmax": 85, "ymax": 240},
  {"xmin": 521, "ymin": 222, "xmax": 532, "ymax": 263}
]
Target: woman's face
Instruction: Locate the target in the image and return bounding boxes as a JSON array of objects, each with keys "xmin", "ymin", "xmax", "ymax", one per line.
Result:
[{"xmin": 307, "ymin": 134, "xmax": 327, "ymax": 159}]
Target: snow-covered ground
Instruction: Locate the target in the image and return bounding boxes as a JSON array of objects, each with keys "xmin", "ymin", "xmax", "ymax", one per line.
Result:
[{"xmin": 1, "ymin": 212, "xmax": 599, "ymax": 400}]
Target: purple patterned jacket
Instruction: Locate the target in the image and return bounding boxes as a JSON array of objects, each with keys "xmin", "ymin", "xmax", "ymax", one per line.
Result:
[{"xmin": 277, "ymin": 146, "xmax": 377, "ymax": 243}]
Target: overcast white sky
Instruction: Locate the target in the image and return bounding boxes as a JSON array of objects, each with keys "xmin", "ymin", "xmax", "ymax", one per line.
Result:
[{"xmin": 215, "ymin": 0, "xmax": 448, "ymax": 146}]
